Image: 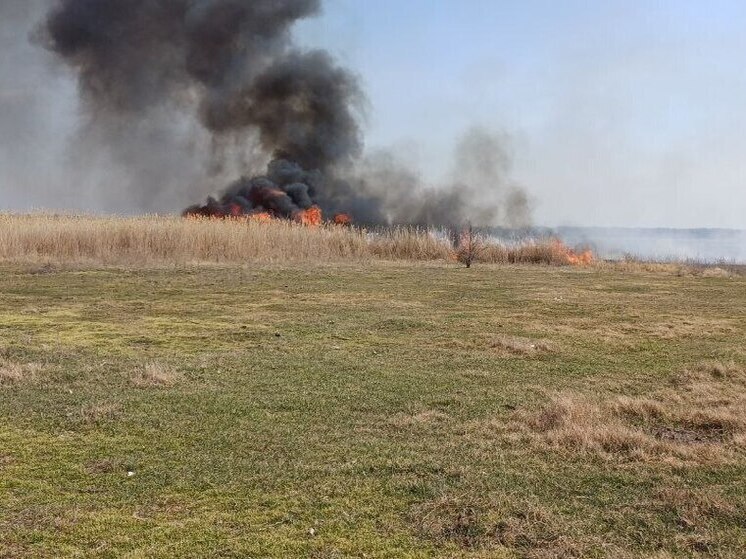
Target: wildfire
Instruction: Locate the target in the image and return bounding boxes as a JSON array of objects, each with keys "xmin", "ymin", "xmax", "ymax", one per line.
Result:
[
  {"xmin": 333, "ymin": 213, "xmax": 352, "ymax": 226},
  {"xmin": 294, "ymin": 206, "xmax": 323, "ymax": 226},
  {"xmin": 183, "ymin": 204, "xmax": 355, "ymax": 227},
  {"xmin": 248, "ymin": 212, "xmax": 272, "ymax": 223},
  {"xmin": 552, "ymin": 239, "xmax": 594, "ymax": 266}
]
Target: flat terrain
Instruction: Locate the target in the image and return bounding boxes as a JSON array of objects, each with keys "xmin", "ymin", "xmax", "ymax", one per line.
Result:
[{"xmin": 0, "ymin": 262, "xmax": 744, "ymax": 558}]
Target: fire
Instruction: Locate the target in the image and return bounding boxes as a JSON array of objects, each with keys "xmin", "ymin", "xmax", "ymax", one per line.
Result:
[
  {"xmin": 552, "ymin": 239, "xmax": 594, "ymax": 266},
  {"xmin": 248, "ymin": 212, "xmax": 272, "ymax": 223},
  {"xmin": 295, "ymin": 206, "xmax": 323, "ymax": 226},
  {"xmin": 333, "ymin": 213, "xmax": 352, "ymax": 226}
]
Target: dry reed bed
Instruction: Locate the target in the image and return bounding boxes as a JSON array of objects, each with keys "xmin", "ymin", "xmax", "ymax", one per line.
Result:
[
  {"xmin": 0, "ymin": 214, "xmax": 370, "ymax": 265},
  {"xmin": 0, "ymin": 214, "xmax": 579, "ymax": 266}
]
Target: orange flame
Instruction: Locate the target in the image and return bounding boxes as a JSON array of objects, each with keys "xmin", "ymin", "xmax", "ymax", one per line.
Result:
[
  {"xmin": 295, "ymin": 206, "xmax": 323, "ymax": 226},
  {"xmin": 248, "ymin": 212, "xmax": 273, "ymax": 223},
  {"xmin": 333, "ymin": 213, "xmax": 352, "ymax": 226},
  {"xmin": 552, "ymin": 239, "xmax": 594, "ymax": 266}
]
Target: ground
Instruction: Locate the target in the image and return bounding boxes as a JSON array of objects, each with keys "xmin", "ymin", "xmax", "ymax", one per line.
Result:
[{"xmin": 0, "ymin": 262, "xmax": 744, "ymax": 558}]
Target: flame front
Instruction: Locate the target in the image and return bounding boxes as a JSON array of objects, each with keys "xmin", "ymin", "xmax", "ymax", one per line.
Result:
[
  {"xmin": 552, "ymin": 239, "xmax": 594, "ymax": 265},
  {"xmin": 333, "ymin": 213, "xmax": 352, "ymax": 226},
  {"xmin": 295, "ymin": 206, "xmax": 323, "ymax": 226}
]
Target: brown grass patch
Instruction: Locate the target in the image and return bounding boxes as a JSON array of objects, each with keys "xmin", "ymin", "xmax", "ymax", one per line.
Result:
[
  {"xmin": 0, "ymin": 357, "xmax": 43, "ymax": 386},
  {"xmin": 413, "ymin": 496, "xmax": 589, "ymax": 556},
  {"xmin": 130, "ymin": 362, "xmax": 183, "ymax": 388},
  {"xmin": 0, "ymin": 454, "xmax": 16, "ymax": 469},
  {"xmin": 508, "ymin": 361, "xmax": 746, "ymax": 464},
  {"xmin": 85, "ymin": 458, "xmax": 126, "ymax": 475},
  {"xmin": 491, "ymin": 335, "xmax": 554, "ymax": 357},
  {"xmin": 655, "ymin": 487, "xmax": 741, "ymax": 529}
]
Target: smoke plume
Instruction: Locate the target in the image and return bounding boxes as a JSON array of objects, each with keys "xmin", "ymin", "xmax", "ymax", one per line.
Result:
[{"xmin": 34, "ymin": 0, "xmax": 529, "ymax": 226}]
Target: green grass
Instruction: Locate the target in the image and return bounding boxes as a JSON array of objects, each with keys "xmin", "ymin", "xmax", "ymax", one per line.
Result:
[{"xmin": 0, "ymin": 262, "xmax": 744, "ymax": 558}]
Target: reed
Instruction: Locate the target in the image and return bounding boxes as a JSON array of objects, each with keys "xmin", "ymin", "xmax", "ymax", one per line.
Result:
[{"xmin": 0, "ymin": 213, "xmax": 586, "ymax": 267}]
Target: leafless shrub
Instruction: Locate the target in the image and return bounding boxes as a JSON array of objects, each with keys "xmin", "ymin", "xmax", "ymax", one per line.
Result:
[{"xmin": 455, "ymin": 224, "xmax": 482, "ymax": 268}]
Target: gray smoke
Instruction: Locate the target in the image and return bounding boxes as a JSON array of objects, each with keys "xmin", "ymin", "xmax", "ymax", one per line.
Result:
[
  {"xmin": 352, "ymin": 128, "xmax": 532, "ymax": 227},
  {"xmin": 5, "ymin": 0, "xmax": 530, "ymax": 226},
  {"xmin": 0, "ymin": 0, "xmax": 78, "ymax": 211}
]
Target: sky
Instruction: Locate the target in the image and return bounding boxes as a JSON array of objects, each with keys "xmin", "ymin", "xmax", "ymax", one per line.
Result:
[
  {"xmin": 1, "ymin": 0, "xmax": 745, "ymax": 229},
  {"xmin": 295, "ymin": 0, "xmax": 746, "ymax": 228}
]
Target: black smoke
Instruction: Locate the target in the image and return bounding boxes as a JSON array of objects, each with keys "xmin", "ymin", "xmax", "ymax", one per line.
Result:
[{"xmin": 37, "ymin": 0, "xmax": 529, "ymax": 226}]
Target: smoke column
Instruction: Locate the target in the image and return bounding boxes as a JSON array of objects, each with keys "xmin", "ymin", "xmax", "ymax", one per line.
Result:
[{"xmin": 35, "ymin": 0, "xmax": 529, "ymax": 226}]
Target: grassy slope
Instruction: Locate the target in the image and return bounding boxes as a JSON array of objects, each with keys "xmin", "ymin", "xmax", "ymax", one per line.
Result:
[{"xmin": 0, "ymin": 263, "xmax": 744, "ymax": 558}]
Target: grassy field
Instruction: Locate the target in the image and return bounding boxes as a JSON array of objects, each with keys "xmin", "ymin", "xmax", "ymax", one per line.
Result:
[{"xmin": 0, "ymin": 261, "xmax": 744, "ymax": 558}]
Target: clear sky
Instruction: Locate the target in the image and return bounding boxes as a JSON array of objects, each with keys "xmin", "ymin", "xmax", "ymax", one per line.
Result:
[{"xmin": 296, "ymin": 0, "xmax": 746, "ymax": 228}]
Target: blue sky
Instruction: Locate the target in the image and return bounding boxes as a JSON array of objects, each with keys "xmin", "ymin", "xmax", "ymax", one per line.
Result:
[{"xmin": 296, "ymin": 1, "xmax": 746, "ymax": 228}]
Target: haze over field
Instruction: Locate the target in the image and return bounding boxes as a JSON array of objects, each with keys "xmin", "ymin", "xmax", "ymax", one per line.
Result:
[{"xmin": 1, "ymin": 0, "xmax": 745, "ymax": 231}]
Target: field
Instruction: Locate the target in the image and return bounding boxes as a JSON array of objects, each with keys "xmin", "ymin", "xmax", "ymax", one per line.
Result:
[{"xmin": 0, "ymin": 218, "xmax": 745, "ymax": 558}]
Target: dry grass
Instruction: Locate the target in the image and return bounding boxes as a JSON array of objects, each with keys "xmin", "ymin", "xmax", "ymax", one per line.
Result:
[
  {"xmin": 490, "ymin": 335, "xmax": 554, "ymax": 356},
  {"xmin": 0, "ymin": 213, "xmax": 592, "ymax": 267},
  {"xmin": 367, "ymin": 227, "xmax": 453, "ymax": 261},
  {"xmin": 507, "ymin": 361, "xmax": 746, "ymax": 464},
  {"xmin": 594, "ymin": 259, "xmax": 744, "ymax": 277},
  {"xmin": 0, "ymin": 357, "xmax": 43, "ymax": 385},
  {"xmin": 480, "ymin": 241, "xmax": 573, "ymax": 266},
  {"xmin": 0, "ymin": 213, "xmax": 370, "ymax": 265},
  {"xmin": 413, "ymin": 495, "xmax": 591, "ymax": 557},
  {"xmin": 130, "ymin": 362, "xmax": 183, "ymax": 388}
]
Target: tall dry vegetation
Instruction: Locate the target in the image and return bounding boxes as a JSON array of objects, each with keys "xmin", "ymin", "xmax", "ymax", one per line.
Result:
[
  {"xmin": 0, "ymin": 214, "xmax": 581, "ymax": 267},
  {"xmin": 0, "ymin": 214, "xmax": 369, "ymax": 265}
]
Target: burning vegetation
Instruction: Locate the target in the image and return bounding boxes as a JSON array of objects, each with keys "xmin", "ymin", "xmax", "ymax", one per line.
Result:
[{"xmin": 182, "ymin": 160, "xmax": 344, "ymax": 225}]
